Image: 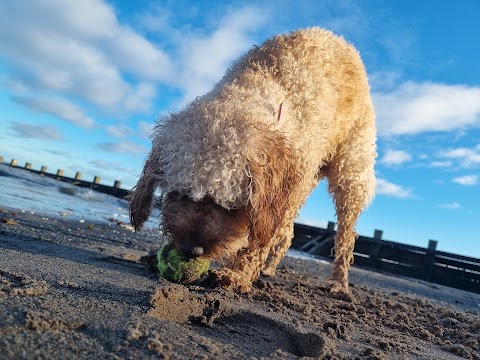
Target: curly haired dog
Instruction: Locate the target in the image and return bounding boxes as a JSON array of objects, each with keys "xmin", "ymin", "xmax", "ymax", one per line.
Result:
[{"xmin": 129, "ymin": 27, "xmax": 377, "ymax": 293}]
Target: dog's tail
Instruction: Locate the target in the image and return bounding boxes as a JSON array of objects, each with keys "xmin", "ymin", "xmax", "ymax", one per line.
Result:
[{"xmin": 128, "ymin": 153, "xmax": 161, "ymax": 231}]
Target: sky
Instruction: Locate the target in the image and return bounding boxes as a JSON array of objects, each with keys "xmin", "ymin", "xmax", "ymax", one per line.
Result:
[{"xmin": 0, "ymin": 0, "xmax": 479, "ymax": 257}]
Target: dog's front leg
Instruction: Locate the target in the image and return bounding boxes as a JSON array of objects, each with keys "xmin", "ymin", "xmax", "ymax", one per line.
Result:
[
  {"xmin": 205, "ymin": 245, "xmax": 271, "ymax": 293},
  {"xmin": 261, "ymin": 222, "xmax": 294, "ymax": 276}
]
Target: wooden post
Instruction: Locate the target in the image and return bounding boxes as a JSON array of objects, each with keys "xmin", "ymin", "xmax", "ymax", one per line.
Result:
[
  {"xmin": 423, "ymin": 240, "xmax": 437, "ymax": 282},
  {"xmin": 0, "ymin": 156, "xmax": 4, "ymax": 163},
  {"xmin": 75, "ymin": 171, "xmax": 82, "ymax": 180},
  {"xmin": 56, "ymin": 169, "xmax": 64, "ymax": 179},
  {"xmin": 10, "ymin": 159, "xmax": 17, "ymax": 167},
  {"xmin": 40, "ymin": 166, "xmax": 47, "ymax": 174},
  {"xmin": 327, "ymin": 221, "xmax": 335, "ymax": 232},
  {"xmin": 369, "ymin": 229, "xmax": 383, "ymax": 270},
  {"xmin": 93, "ymin": 176, "xmax": 100, "ymax": 184},
  {"xmin": 113, "ymin": 180, "xmax": 121, "ymax": 188},
  {"xmin": 25, "ymin": 162, "xmax": 32, "ymax": 170}
]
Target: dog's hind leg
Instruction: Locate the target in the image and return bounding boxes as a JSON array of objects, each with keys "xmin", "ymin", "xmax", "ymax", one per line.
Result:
[{"xmin": 326, "ymin": 122, "xmax": 376, "ymax": 294}]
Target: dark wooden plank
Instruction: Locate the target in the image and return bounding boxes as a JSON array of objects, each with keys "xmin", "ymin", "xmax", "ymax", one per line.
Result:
[
  {"xmin": 359, "ymin": 237, "xmax": 430, "ymax": 254},
  {"xmin": 352, "ymin": 254, "xmax": 370, "ymax": 267},
  {"xmin": 434, "ymin": 256, "xmax": 480, "ymax": 274},
  {"xmin": 375, "ymin": 259, "xmax": 423, "ymax": 279},
  {"xmin": 431, "ymin": 265, "xmax": 480, "ymax": 293},
  {"xmin": 353, "ymin": 240, "xmax": 376, "ymax": 256},
  {"xmin": 377, "ymin": 247, "xmax": 426, "ymax": 267},
  {"xmin": 435, "ymin": 250, "xmax": 480, "ymax": 265}
]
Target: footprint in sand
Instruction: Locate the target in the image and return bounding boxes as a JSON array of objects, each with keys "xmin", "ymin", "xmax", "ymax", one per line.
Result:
[{"xmin": 149, "ymin": 285, "xmax": 329, "ymax": 358}]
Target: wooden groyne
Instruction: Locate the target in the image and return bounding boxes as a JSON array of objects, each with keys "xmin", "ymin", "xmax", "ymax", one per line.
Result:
[
  {"xmin": 1, "ymin": 156, "xmax": 128, "ymax": 199},
  {"xmin": 293, "ymin": 222, "xmax": 480, "ymax": 294}
]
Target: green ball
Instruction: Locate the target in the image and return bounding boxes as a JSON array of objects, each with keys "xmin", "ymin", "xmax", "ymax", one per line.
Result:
[{"xmin": 157, "ymin": 245, "xmax": 210, "ymax": 284}]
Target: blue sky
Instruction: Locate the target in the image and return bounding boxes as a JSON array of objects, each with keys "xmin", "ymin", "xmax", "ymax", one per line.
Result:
[{"xmin": 0, "ymin": 0, "xmax": 479, "ymax": 257}]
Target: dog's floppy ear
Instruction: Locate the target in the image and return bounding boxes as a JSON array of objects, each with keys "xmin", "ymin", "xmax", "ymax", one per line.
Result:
[
  {"xmin": 128, "ymin": 152, "xmax": 161, "ymax": 230},
  {"xmin": 246, "ymin": 127, "xmax": 300, "ymax": 246}
]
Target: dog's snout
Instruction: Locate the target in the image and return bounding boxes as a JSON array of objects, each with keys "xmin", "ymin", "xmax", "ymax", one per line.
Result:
[
  {"xmin": 180, "ymin": 243, "xmax": 204, "ymax": 258},
  {"xmin": 191, "ymin": 246, "xmax": 204, "ymax": 256}
]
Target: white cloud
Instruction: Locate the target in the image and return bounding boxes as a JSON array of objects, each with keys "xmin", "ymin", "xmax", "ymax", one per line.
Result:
[
  {"xmin": 439, "ymin": 202, "xmax": 461, "ymax": 210},
  {"xmin": 10, "ymin": 122, "xmax": 63, "ymax": 140},
  {"xmin": 369, "ymin": 71, "xmax": 401, "ymax": 91},
  {"xmin": 452, "ymin": 175, "xmax": 478, "ymax": 186},
  {"xmin": 105, "ymin": 125, "xmax": 133, "ymax": 139},
  {"xmin": 380, "ymin": 150, "xmax": 411, "ymax": 166},
  {"xmin": 174, "ymin": 6, "xmax": 268, "ymax": 103},
  {"xmin": 374, "ymin": 82, "xmax": 480, "ymax": 136},
  {"xmin": 13, "ymin": 96, "xmax": 95, "ymax": 129},
  {"xmin": 430, "ymin": 160, "xmax": 453, "ymax": 168},
  {"xmin": 0, "ymin": 1, "xmax": 270, "ymax": 123},
  {"xmin": 138, "ymin": 121, "xmax": 155, "ymax": 139},
  {"xmin": 440, "ymin": 145, "xmax": 480, "ymax": 168},
  {"xmin": 135, "ymin": 3, "xmax": 171, "ymax": 33},
  {"xmin": 0, "ymin": 0, "xmax": 170, "ymax": 115},
  {"xmin": 131, "ymin": 4, "xmax": 269, "ymax": 107},
  {"xmin": 88, "ymin": 159, "xmax": 134, "ymax": 178},
  {"xmin": 97, "ymin": 141, "xmax": 146, "ymax": 155},
  {"xmin": 43, "ymin": 149, "xmax": 70, "ymax": 157},
  {"xmin": 376, "ymin": 178, "xmax": 412, "ymax": 198},
  {"xmin": 124, "ymin": 83, "xmax": 157, "ymax": 113},
  {"xmin": 104, "ymin": 27, "xmax": 172, "ymax": 81}
]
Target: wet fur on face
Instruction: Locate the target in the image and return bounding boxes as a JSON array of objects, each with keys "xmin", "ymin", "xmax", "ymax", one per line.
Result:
[{"xmin": 162, "ymin": 192, "xmax": 250, "ymax": 260}]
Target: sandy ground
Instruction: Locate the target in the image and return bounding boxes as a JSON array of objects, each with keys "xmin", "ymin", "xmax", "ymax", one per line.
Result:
[{"xmin": 1, "ymin": 208, "xmax": 479, "ymax": 359}]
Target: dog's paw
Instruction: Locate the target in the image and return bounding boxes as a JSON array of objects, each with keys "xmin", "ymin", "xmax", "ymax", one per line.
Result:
[
  {"xmin": 324, "ymin": 279, "xmax": 353, "ymax": 302},
  {"xmin": 202, "ymin": 269, "xmax": 252, "ymax": 293},
  {"xmin": 327, "ymin": 279, "xmax": 348, "ymax": 293},
  {"xmin": 203, "ymin": 269, "xmax": 233, "ymax": 289},
  {"xmin": 260, "ymin": 266, "xmax": 277, "ymax": 277}
]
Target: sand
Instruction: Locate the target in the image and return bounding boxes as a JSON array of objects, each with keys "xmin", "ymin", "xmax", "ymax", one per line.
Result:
[{"xmin": 1, "ymin": 208, "xmax": 479, "ymax": 359}]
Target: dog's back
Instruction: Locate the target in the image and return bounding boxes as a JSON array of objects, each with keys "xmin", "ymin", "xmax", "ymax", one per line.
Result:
[{"xmin": 215, "ymin": 27, "xmax": 376, "ymax": 202}]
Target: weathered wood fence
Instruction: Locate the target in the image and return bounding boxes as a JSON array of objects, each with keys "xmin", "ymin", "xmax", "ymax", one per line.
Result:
[
  {"xmin": 293, "ymin": 222, "xmax": 480, "ymax": 294},
  {"xmin": 0, "ymin": 157, "xmax": 128, "ymax": 199}
]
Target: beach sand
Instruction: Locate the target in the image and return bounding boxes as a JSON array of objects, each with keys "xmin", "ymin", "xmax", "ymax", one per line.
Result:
[{"xmin": 1, "ymin": 209, "xmax": 479, "ymax": 359}]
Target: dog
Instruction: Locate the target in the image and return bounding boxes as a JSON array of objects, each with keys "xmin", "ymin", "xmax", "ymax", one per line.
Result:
[{"xmin": 129, "ymin": 27, "xmax": 377, "ymax": 293}]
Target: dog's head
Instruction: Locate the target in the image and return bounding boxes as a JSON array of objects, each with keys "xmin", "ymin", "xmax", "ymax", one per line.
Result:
[
  {"xmin": 129, "ymin": 121, "xmax": 300, "ymax": 261},
  {"xmin": 160, "ymin": 192, "xmax": 250, "ymax": 259}
]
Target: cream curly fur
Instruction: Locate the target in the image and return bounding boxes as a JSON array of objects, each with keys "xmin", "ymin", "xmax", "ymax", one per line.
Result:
[{"xmin": 130, "ymin": 27, "xmax": 377, "ymax": 293}]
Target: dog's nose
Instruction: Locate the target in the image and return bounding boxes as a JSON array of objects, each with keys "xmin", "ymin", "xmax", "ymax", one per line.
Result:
[
  {"xmin": 191, "ymin": 246, "xmax": 204, "ymax": 256},
  {"xmin": 181, "ymin": 243, "xmax": 204, "ymax": 258}
]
